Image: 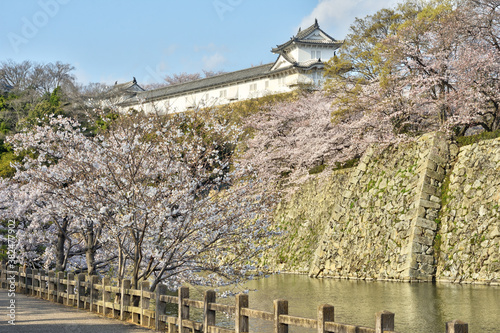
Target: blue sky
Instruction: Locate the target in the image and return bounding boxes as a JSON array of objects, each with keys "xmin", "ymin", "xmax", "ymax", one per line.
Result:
[{"xmin": 1, "ymin": 0, "xmax": 399, "ymax": 85}]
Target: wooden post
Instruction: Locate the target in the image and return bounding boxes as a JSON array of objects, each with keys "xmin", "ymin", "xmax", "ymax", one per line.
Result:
[
  {"xmin": 47, "ymin": 272, "xmax": 55, "ymax": 301},
  {"xmin": 120, "ymin": 279, "xmax": 131, "ymax": 321},
  {"xmin": 155, "ymin": 284, "xmax": 167, "ymax": 331},
  {"xmin": 66, "ymin": 273, "xmax": 74, "ymax": 306},
  {"xmin": 318, "ymin": 304, "xmax": 334, "ymax": 333},
  {"xmin": 0, "ymin": 264, "xmax": 5, "ymax": 288},
  {"xmin": 203, "ymin": 290, "xmax": 216, "ymax": 333},
  {"xmin": 49, "ymin": 271, "xmax": 53, "ymax": 299},
  {"xmin": 56, "ymin": 272, "xmax": 65, "ymax": 304},
  {"xmin": 235, "ymin": 294, "xmax": 249, "ymax": 333},
  {"xmin": 25, "ymin": 267, "xmax": 32, "ymax": 295},
  {"xmin": 38, "ymin": 269, "xmax": 45, "ymax": 298},
  {"xmin": 376, "ymin": 311, "xmax": 395, "ymax": 333},
  {"xmin": 1, "ymin": 264, "xmax": 6, "ymax": 289},
  {"xmin": 140, "ymin": 281, "xmax": 150, "ymax": 326},
  {"xmin": 102, "ymin": 277, "xmax": 111, "ymax": 316},
  {"xmin": 178, "ymin": 286, "xmax": 190, "ymax": 333},
  {"xmin": 274, "ymin": 299, "xmax": 288, "ymax": 333},
  {"xmin": 76, "ymin": 273, "xmax": 86, "ymax": 309},
  {"xmin": 446, "ymin": 320, "xmax": 468, "ymax": 333},
  {"xmin": 89, "ymin": 275, "xmax": 99, "ymax": 312},
  {"xmin": 131, "ymin": 284, "xmax": 141, "ymax": 324},
  {"xmin": 31, "ymin": 269, "xmax": 38, "ymax": 296},
  {"xmin": 14, "ymin": 266, "xmax": 20, "ymax": 293}
]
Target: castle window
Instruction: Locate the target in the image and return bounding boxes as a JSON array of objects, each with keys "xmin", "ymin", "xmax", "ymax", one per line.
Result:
[
  {"xmin": 220, "ymin": 90, "xmax": 227, "ymax": 98},
  {"xmin": 250, "ymin": 83, "xmax": 257, "ymax": 91},
  {"xmin": 311, "ymin": 50, "xmax": 321, "ymax": 59}
]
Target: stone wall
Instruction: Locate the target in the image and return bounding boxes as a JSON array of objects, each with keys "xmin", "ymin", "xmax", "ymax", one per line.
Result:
[
  {"xmin": 435, "ymin": 138, "xmax": 500, "ymax": 283},
  {"xmin": 269, "ymin": 133, "xmax": 500, "ymax": 284},
  {"xmin": 309, "ymin": 132, "xmax": 449, "ymax": 281},
  {"xmin": 262, "ymin": 169, "xmax": 350, "ymax": 273}
]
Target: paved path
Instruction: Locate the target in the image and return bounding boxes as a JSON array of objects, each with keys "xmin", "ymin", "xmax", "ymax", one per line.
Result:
[{"xmin": 0, "ymin": 289, "xmax": 156, "ymax": 332}]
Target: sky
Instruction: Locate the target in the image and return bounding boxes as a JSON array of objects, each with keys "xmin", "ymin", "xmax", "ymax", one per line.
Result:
[{"xmin": 1, "ymin": 0, "xmax": 399, "ymax": 86}]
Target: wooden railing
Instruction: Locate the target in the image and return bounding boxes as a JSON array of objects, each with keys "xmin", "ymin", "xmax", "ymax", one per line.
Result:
[{"xmin": 0, "ymin": 264, "xmax": 468, "ymax": 332}]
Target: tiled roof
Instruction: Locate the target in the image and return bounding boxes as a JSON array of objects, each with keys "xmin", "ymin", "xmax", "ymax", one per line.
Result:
[
  {"xmin": 122, "ymin": 63, "xmax": 279, "ymax": 105},
  {"xmin": 272, "ymin": 20, "xmax": 340, "ymax": 53},
  {"xmin": 296, "ymin": 59, "xmax": 324, "ymax": 68},
  {"xmin": 105, "ymin": 79, "xmax": 145, "ymax": 98},
  {"xmin": 271, "ymin": 53, "xmax": 325, "ymax": 71}
]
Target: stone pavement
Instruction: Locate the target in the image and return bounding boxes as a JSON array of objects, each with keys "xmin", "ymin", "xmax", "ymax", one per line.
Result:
[{"xmin": 0, "ymin": 289, "xmax": 156, "ymax": 333}]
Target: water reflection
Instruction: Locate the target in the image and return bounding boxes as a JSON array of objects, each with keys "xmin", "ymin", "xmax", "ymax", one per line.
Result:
[{"xmin": 234, "ymin": 274, "xmax": 500, "ymax": 333}]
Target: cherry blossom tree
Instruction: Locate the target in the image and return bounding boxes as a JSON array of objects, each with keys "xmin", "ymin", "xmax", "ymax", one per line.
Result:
[
  {"xmin": 449, "ymin": 0, "xmax": 500, "ymax": 132},
  {"xmin": 238, "ymin": 91, "xmax": 398, "ymax": 193},
  {"xmin": 325, "ymin": 0, "xmax": 500, "ymax": 135},
  {"xmin": 2, "ymin": 111, "xmax": 274, "ymax": 290}
]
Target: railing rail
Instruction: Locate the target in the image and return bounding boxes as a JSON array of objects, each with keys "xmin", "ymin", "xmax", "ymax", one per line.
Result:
[{"xmin": 0, "ymin": 264, "xmax": 469, "ymax": 332}]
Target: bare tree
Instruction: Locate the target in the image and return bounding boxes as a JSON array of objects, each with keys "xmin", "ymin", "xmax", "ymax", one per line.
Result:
[
  {"xmin": 162, "ymin": 70, "xmax": 226, "ymax": 86},
  {"xmin": 0, "ymin": 60, "xmax": 33, "ymax": 92}
]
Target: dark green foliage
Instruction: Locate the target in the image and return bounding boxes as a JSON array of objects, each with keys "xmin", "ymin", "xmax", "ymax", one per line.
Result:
[
  {"xmin": 93, "ymin": 111, "xmax": 120, "ymax": 132},
  {"xmin": 308, "ymin": 164, "xmax": 327, "ymax": 175},
  {"xmin": 333, "ymin": 156, "xmax": 360, "ymax": 171},
  {"xmin": 455, "ymin": 129, "xmax": 500, "ymax": 147},
  {"xmin": 21, "ymin": 87, "xmax": 66, "ymax": 128},
  {"xmin": 213, "ymin": 91, "xmax": 298, "ymax": 125}
]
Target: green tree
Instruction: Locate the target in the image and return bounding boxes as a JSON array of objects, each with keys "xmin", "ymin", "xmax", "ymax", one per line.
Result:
[
  {"xmin": 21, "ymin": 86, "xmax": 66, "ymax": 128},
  {"xmin": 324, "ymin": 2, "xmax": 423, "ymax": 122},
  {"xmin": 323, "ymin": 0, "xmax": 475, "ymax": 135}
]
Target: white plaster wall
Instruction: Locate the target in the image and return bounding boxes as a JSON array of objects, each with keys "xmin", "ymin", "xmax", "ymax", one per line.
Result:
[{"xmin": 128, "ymin": 75, "xmax": 295, "ymax": 114}]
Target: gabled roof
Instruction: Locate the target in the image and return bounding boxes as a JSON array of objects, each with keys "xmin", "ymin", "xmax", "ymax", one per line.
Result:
[
  {"xmin": 108, "ymin": 78, "xmax": 144, "ymax": 94},
  {"xmin": 121, "ymin": 63, "xmax": 280, "ymax": 105},
  {"xmin": 272, "ymin": 19, "xmax": 341, "ymax": 53},
  {"xmin": 270, "ymin": 52, "xmax": 326, "ymax": 72}
]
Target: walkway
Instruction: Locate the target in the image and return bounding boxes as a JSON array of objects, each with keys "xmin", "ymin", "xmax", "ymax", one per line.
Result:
[{"xmin": 0, "ymin": 289, "xmax": 155, "ymax": 333}]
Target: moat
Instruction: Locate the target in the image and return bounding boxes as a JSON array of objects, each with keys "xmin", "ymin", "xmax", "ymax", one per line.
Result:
[
  {"xmin": 241, "ymin": 274, "xmax": 500, "ymax": 332},
  {"xmin": 186, "ymin": 274, "xmax": 499, "ymax": 332}
]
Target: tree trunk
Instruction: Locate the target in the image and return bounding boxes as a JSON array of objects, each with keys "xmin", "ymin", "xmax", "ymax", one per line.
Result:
[
  {"xmin": 55, "ymin": 217, "xmax": 68, "ymax": 271},
  {"xmin": 85, "ymin": 227, "xmax": 95, "ymax": 276},
  {"xmin": 131, "ymin": 244, "xmax": 141, "ymax": 289}
]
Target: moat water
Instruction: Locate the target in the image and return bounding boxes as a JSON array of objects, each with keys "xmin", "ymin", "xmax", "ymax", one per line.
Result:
[{"xmin": 186, "ymin": 274, "xmax": 500, "ymax": 332}]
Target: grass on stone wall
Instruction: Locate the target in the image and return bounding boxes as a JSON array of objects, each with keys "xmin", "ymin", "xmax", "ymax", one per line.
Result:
[
  {"xmin": 332, "ymin": 156, "xmax": 360, "ymax": 171},
  {"xmin": 308, "ymin": 164, "xmax": 327, "ymax": 175},
  {"xmin": 455, "ymin": 129, "xmax": 500, "ymax": 147},
  {"xmin": 213, "ymin": 91, "xmax": 299, "ymax": 125}
]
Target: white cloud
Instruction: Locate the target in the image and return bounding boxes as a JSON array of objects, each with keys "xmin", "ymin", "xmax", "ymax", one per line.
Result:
[
  {"xmin": 202, "ymin": 52, "xmax": 226, "ymax": 70},
  {"xmin": 299, "ymin": 0, "xmax": 400, "ymax": 39}
]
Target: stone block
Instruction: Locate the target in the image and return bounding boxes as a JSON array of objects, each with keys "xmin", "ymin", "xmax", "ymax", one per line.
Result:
[
  {"xmin": 426, "ymin": 160, "xmax": 438, "ymax": 172},
  {"xmin": 419, "ymin": 199, "xmax": 441, "ymax": 209},
  {"xmin": 428, "ymin": 152, "xmax": 447, "ymax": 165},
  {"xmin": 419, "ymin": 263, "xmax": 435, "ymax": 275},
  {"xmin": 490, "ymin": 227, "xmax": 500, "ymax": 239},
  {"xmin": 417, "ymin": 206, "xmax": 427, "ymax": 217},
  {"xmin": 426, "ymin": 169, "xmax": 445, "ymax": 182},
  {"xmin": 416, "ymin": 254, "xmax": 434, "ymax": 265},
  {"xmin": 411, "ymin": 242, "xmax": 423, "ymax": 253},
  {"xmin": 413, "ymin": 234, "xmax": 434, "ymax": 246},
  {"xmin": 415, "ymin": 217, "xmax": 437, "ymax": 231},
  {"xmin": 421, "ymin": 183, "xmax": 440, "ymax": 197},
  {"xmin": 430, "ymin": 195, "xmax": 441, "ymax": 203}
]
